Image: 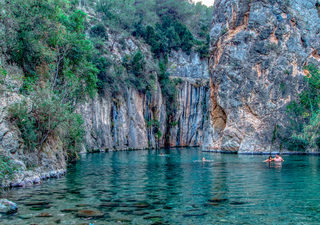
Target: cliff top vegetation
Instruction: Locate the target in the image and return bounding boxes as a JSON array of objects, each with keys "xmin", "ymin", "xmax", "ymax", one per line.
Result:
[{"xmin": 0, "ymin": 0, "xmax": 213, "ymax": 167}]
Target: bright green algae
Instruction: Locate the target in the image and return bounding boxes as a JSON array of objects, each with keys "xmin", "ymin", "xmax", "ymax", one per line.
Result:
[{"xmin": 2, "ymin": 147, "xmax": 320, "ymax": 224}]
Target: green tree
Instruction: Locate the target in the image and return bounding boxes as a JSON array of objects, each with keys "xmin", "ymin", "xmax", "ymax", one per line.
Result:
[
  {"xmin": 0, "ymin": 0, "xmax": 98, "ymax": 99},
  {"xmin": 281, "ymin": 65, "xmax": 320, "ymax": 151},
  {"xmin": 155, "ymin": 0, "xmax": 192, "ymax": 20},
  {"xmin": 97, "ymin": 0, "xmax": 137, "ymax": 30}
]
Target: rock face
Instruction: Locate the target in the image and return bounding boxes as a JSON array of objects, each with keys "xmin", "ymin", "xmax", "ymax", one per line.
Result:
[
  {"xmin": 78, "ymin": 34, "xmax": 210, "ymax": 150},
  {"xmin": 167, "ymin": 50, "xmax": 209, "ymax": 79},
  {"xmin": 167, "ymin": 77, "xmax": 209, "ymax": 147},
  {"xmin": 0, "ymin": 53, "xmax": 67, "ymax": 187},
  {"xmin": 0, "ymin": 199, "xmax": 18, "ymax": 214},
  {"xmin": 78, "ymin": 87, "xmax": 163, "ymax": 150},
  {"xmin": 204, "ymin": 0, "xmax": 320, "ymax": 153}
]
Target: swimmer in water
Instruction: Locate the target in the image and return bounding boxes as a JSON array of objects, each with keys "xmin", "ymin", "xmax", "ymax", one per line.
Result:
[
  {"xmin": 273, "ymin": 154, "xmax": 284, "ymax": 162},
  {"xmin": 202, "ymin": 157, "xmax": 205, "ymax": 161},
  {"xmin": 263, "ymin": 156, "xmax": 273, "ymax": 162}
]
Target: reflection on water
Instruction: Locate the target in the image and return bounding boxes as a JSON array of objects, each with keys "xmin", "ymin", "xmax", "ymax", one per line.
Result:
[{"xmin": 1, "ymin": 147, "xmax": 320, "ymax": 224}]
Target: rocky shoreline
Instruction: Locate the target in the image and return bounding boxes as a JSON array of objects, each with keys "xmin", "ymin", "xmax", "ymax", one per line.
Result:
[{"xmin": 9, "ymin": 169, "xmax": 67, "ymax": 188}]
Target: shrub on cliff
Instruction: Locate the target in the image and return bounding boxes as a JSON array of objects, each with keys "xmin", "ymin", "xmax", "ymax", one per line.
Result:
[
  {"xmin": 0, "ymin": 155, "xmax": 18, "ymax": 188},
  {"xmin": 0, "ymin": 0, "xmax": 98, "ymax": 98},
  {"xmin": 133, "ymin": 16, "xmax": 195, "ymax": 57},
  {"xmin": 282, "ymin": 65, "xmax": 320, "ymax": 151},
  {"xmin": 122, "ymin": 51, "xmax": 156, "ymax": 96},
  {"xmin": 9, "ymin": 88, "xmax": 85, "ymax": 163}
]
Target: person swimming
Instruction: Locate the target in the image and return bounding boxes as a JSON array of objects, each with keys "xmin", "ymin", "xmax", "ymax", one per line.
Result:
[
  {"xmin": 263, "ymin": 156, "xmax": 273, "ymax": 162},
  {"xmin": 273, "ymin": 154, "xmax": 284, "ymax": 162}
]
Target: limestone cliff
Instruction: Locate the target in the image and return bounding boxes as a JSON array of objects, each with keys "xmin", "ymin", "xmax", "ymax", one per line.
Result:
[
  {"xmin": 204, "ymin": 0, "xmax": 320, "ymax": 153},
  {"xmin": 166, "ymin": 50, "xmax": 210, "ymax": 147},
  {"xmin": 77, "ymin": 34, "xmax": 210, "ymax": 151}
]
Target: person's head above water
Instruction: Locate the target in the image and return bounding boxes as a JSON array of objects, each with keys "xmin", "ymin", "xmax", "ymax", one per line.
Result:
[
  {"xmin": 269, "ymin": 156, "xmax": 272, "ymax": 160},
  {"xmin": 275, "ymin": 154, "xmax": 279, "ymax": 158}
]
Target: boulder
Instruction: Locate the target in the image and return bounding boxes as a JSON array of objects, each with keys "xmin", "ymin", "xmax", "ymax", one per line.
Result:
[{"xmin": 0, "ymin": 199, "xmax": 18, "ymax": 214}]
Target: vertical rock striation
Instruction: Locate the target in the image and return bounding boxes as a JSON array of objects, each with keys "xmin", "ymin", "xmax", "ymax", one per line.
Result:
[
  {"xmin": 166, "ymin": 50, "xmax": 210, "ymax": 147},
  {"xmin": 78, "ymin": 44, "xmax": 210, "ymax": 151},
  {"xmin": 204, "ymin": 0, "xmax": 320, "ymax": 153}
]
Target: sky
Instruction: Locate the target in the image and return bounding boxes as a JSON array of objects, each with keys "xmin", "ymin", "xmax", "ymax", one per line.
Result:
[{"xmin": 194, "ymin": 0, "xmax": 215, "ymax": 6}]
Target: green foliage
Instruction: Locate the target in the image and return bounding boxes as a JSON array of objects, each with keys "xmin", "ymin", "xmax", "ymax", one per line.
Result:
[
  {"xmin": 147, "ymin": 119, "xmax": 162, "ymax": 139},
  {"xmin": 158, "ymin": 61, "xmax": 178, "ymax": 114},
  {"xmin": 119, "ymin": 37, "xmax": 126, "ymax": 50},
  {"xmin": 93, "ymin": 0, "xmax": 211, "ymax": 58},
  {"xmin": 282, "ymin": 64, "xmax": 320, "ymax": 151},
  {"xmin": 1, "ymin": 0, "xmax": 98, "ymax": 99},
  {"xmin": 122, "ymin": 51, "xmax": 154, "ymax": 94},
  {"xmin": 0, "ymin": 0, "xmax": 213, "ymax": 166},
  {"xmin": 155, "ymin": 0, "xmax": 192, "ymax": 20},
  {"xmin": 0, "ymin": 64, "xmax": 8, "ymax": 94},
  {"xmin": 96, "ymin": 0, "xmax": 137, "ymax": 30},
  {"xmin": 316, "ymin": 2, "xmax": 320, "ymax": 17},
  {"xmin": 279, "ymin": 82, "xmax": 286, "ymax": 92},
  {"xmin": 0, "ymin": 65, "xmax": 7, "ymax": 80},
  {"xmin": 9, "ymin": 88, "xmax": 85, "ymax": 163},
  {"xmin": 221, "ymin": 27, "xmax": 229, "ymax": 35},
  {"xmin": 195, "ymin": 34, "xmax": 210, "ymax": 59},
  {"xmin": 133, "ymin": 16, "xmax": 196, "ymax": 57},
  {"xmin": 0, "ymin": 155, "xmax": 19, "ymax": 186},
  {"xmin": 90, "ymin": 23, "xmax": 108, "ymax": 40}
]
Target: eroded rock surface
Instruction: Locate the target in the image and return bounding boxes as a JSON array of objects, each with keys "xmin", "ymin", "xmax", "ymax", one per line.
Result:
[
  {"xmin": 78, "ymin": 33, "xmax": 210, "ymax": 151},
  {"xmin": 0, "ymin": 53, "xmax": 67, "ymax": 187},
  {"xmin": 204, "ymin": 0, "xmax": 320, "ymax": 153},
  {"xmin": 0, "ymin": 199, "xmax": 18, "ymax": 214}
]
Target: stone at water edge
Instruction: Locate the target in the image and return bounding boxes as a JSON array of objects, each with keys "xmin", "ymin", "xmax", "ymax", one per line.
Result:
[{"xmin": 0, "ymin": 199, "xmax": 18, "ymax": 214}]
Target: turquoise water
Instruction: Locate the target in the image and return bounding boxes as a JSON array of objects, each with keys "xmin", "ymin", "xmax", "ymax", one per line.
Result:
[{"xmin": 2, "ymin": 147, "xmax": 320, "ymax": 224}]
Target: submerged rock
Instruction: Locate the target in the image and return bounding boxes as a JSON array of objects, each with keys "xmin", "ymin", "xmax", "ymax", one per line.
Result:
[
  {"xmin": 29, "ymin": 204, "xmax": 53, "ymax": 210},
  {"xmin": 0, "ymin": 199, "xmax": 18, "ymax": 214},
  {"xmin": 183, "ymin": 212, "xmax": 207, "ymax": 217},
  {"xmin": 208, "ymin": 198, "xmax": 228, "ymax": 203},
  {"xmin": 23, "ymin": 201, "xmax": 50, "ymax": 206},
  {"xmin": 131, "ymin": 202, "xmax": 151, "ymax": 208},
  {"xmin": 76, "ymin": 204, "xmax": 90, "ymax": 207},
  {"xmin": 99, "ymin": 202, "xmax": 119, "ymax": 207},
  {"xmin": 60, "ymin": 208, "xmax": 79, "ymax": 213},
  {"xmin": 230, "ymin": 201, "xmax": 246, "ymax": 205},
  {"xmin": 132, "ymin": 211, "xmax": 150, "ymax": 216},
  {"xmin": 76, "ymin": 210, "xmax": 104, "ymax": 218},
  {"xmin": 117, "ymin": 209, "xmax": 133, "ymax": 213},
  {"xmin": 144, "ymin": 215, "xmax": 163, "ymax": 219},
  {"xmin": 36, "ymin": 213, "xmax": 53, "ymax": 217},
  {"xmin": 18, "ymin": 214, "xmax": 32, "ymax": 219}
]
